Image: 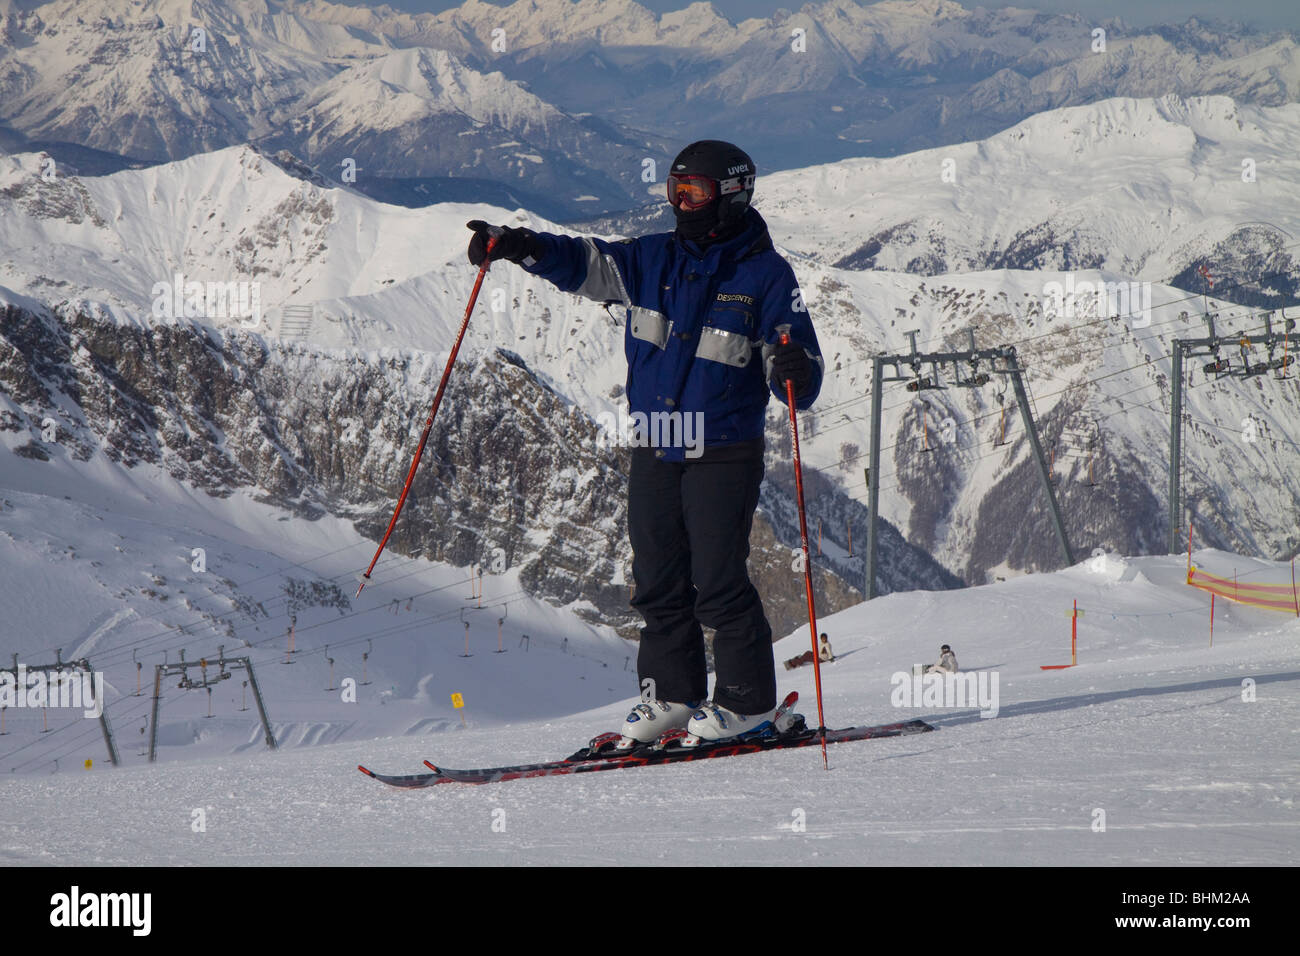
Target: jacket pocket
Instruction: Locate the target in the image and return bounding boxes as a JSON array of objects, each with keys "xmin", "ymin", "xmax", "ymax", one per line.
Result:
[
  {"xmin": 695, "ymin": 325, "xmax": 756, "ymax": 370},
  {"xmin": 629, "ymin": 307, "xmax": 672, "ymax": 349}
]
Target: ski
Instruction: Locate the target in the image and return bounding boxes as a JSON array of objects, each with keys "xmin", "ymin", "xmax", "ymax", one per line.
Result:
[{"xmin": 357, "ymin": 716, "xmax": 935, "ymax": 789}]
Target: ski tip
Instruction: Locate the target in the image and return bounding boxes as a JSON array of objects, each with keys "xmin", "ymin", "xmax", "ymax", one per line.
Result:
[
  {"xmin": 357, "ymin": 764, "xmax": 375, "ymax": 778},
  {"xmin": 422, "ymin": 759, "xmax": 441, "ymax": 773}
]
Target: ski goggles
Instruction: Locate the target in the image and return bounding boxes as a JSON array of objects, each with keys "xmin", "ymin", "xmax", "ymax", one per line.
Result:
[
  {"xmin": 667, "ymin": 174, "xmax": 718, "ymax": 210},
  {"xmin": 667, "ymin": 171, "xmax": 755, "ymax": 210}
]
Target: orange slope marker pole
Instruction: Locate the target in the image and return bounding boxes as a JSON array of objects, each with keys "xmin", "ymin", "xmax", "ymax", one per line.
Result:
[
  {"xmin": 1042, "ymin": 600, "xmax": 1081, "ymax": 669},
  {"xmin": 1292, "ymin": 558, "xmax": 1298, "ymax": 618}
]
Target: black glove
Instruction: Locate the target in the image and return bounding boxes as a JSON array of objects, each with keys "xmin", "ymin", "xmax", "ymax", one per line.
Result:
[
  {"xmin": 770, "ymin": 340, "xmax": 814, "ymax": 395},
  {"xmin": 466, "ymin": 220, "xmax": 543, "ymax": 267}
]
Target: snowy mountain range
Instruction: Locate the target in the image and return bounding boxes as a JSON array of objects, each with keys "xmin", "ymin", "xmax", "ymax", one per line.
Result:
[
  {"xmin": 3, "ymin": 99, "xmax": 1298, "ymax": 608},
  {"xmin": 762, "ymin": 95, "xmax": 1300, "ymax": 299},
  {"xmin": 587, "ymin": 94, "xmax": 1300, "ymax": 305},
  {"xmin": 0, "ymin": 0, "xmax": 668, "ymax": 216},
  {"xmin": 1, "ymin": 0, "xmax": 1297, "ymax": 220}
]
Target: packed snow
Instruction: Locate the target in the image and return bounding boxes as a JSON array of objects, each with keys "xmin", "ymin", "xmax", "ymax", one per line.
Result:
[{"xmin": 0, "ymin": 456, "xmax": 1294, "ymax": 866}]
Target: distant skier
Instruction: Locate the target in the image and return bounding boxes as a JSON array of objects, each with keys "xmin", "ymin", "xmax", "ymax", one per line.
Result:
[
  {"xmin": 466, "ymin": 140, "xmax": 823, "ymax": 745},
  {"xmin": 783, "ymin": 631, "xmax": 834, "ymax": 670},
  {"xmin": 924, "ymin": 644, "xmax": 958, "ymax": 674}
]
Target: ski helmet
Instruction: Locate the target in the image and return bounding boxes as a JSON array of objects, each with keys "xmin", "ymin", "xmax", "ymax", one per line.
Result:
[{"xmin": 666, "ymin": 140, "xmax": 756, "ymax": 241}]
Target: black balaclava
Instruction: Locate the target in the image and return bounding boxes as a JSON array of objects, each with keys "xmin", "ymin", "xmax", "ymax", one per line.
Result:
[{"xmin": 668, "ymin": 140, "xmax": 756, "ymax": 247}]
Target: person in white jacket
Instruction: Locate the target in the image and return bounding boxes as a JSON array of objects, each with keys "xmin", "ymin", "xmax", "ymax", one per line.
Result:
[
  {"xmin": 925, "ymin": 644, "xmax": 958, "ymax": 674},
  {"xmin": 783, "ymin": 633, "xmax": 835, "ymax": 671}
]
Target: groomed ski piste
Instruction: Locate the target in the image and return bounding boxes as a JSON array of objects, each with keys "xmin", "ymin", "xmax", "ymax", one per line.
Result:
[{"xmin": 1, "ymin": 453, "xmax": 1295, "ymax": 865}]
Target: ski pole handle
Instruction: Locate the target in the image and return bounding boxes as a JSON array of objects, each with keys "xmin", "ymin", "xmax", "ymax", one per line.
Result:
[{"xmin": 778, "ymin": 330, "xmax": 795, "ymax": 402}]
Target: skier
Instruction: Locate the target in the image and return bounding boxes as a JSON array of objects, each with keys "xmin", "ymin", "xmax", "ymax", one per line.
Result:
[
  {"xmin": 466, "ymin": 140, "xmax": 823, "ymax": 746},
  {"xmin": 924, "ymin": 644, "xmax": 958, "ymax": 674}
]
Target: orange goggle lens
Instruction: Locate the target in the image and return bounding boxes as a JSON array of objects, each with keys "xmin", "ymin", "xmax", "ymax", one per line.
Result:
[{"xmin": 667, "ymin": 174, "xmax": 718, "ymax": 210}]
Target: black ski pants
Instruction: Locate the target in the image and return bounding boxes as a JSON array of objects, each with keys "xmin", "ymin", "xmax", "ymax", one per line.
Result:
[{"xmin": 628, "ymin": 440, "xmax": 776, "ymax": 714}]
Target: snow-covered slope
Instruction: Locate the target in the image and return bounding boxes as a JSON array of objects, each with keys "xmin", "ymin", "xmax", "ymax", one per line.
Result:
[
  {"xmin": 0, "ymin": 451, "xmax": 639, "ymax": 764},
  {"xmin": 1, "ymin": 546, "xmax": 1294, "ymax": 865},
  {"xmin": 0, "ymin": 145, "xmax": 960, "ymax": 664}
]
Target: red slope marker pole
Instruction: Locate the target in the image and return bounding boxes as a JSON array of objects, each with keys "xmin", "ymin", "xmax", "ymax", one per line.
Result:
[
  {"xmin": 779, "ymin": 332, "xmax": 829, "ymax": 770},
  {"xmin": 357, "ymin": 239, "xmax": 498, "ymax": 597}
]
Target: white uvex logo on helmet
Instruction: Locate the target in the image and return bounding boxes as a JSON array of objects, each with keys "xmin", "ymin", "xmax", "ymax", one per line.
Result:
[{"xmin": 727, "ymin": 164, "xmax": 750, "ymax": 175}]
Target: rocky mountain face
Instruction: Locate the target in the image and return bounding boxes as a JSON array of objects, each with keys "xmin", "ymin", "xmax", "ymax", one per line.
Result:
[{"xmin": 0, "ymin": 298, "xmax": 959, "ymax": 640}]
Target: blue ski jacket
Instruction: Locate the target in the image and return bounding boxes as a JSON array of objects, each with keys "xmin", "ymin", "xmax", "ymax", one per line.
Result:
[{"xmin": 521, "ymin": 208, "xmax": 823, "ymax": 461}]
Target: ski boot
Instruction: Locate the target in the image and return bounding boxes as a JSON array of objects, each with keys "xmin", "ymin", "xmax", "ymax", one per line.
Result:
[
  {"xmin": 680, "ymin": 691, "xmax": 803, "ymax": 747},
  {"xmin": 582, "ymin": 699, "xmax": 701, "ymax": 758}
]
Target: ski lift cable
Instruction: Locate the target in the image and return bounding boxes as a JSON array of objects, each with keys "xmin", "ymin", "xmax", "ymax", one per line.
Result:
[
  {"xmin": 832, "ymin": 355, "xmax": 1171, "ymax": 462},
  {"xmin": 817, "ymin": 308, "xmax": 1209, "ymax": 422},
  {"xmin": 4, "ymin": 588, "xmax": 549, "ymax": 771},
  {"xmin": 88, "ymin": 565, "xmax": 516, "ymax": 673},
  {"xmin": 826, "ymin": 258, "xmax": 1300, "ymax": 390},
  {"xmin": 815, "ymin": 308, "xmax": 1286, "ymax": 444},
  {"xmin": 830, "ymin": 239, "xmax": 1300, "ymax": 368},
  {"xmin": 835, "ymin": 376, "xmax": 1180, "ymax": 495}
]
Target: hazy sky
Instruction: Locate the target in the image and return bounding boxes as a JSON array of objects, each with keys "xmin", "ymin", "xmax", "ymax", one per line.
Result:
[{"xmin": 354, "ymin": 0, "xmax": 1298, "ymax": 32}]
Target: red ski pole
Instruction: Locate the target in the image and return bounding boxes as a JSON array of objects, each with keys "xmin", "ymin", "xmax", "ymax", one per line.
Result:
[
  {"xmin": 356, "ymin": 239, "xmax": 497, "ymax": 597},
  {"xmin": 779, "ymin": 331, "xmax": 829, "ymax": 770}
]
